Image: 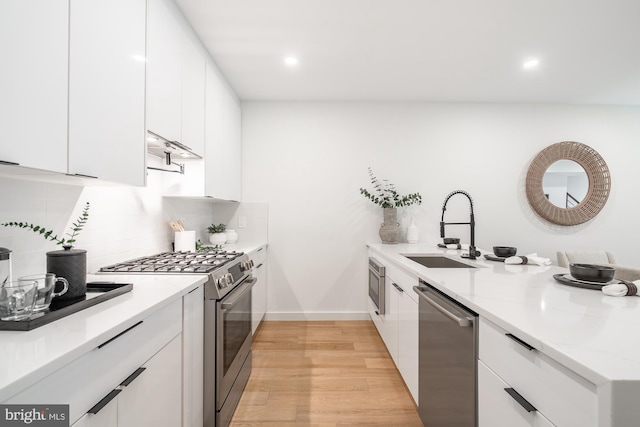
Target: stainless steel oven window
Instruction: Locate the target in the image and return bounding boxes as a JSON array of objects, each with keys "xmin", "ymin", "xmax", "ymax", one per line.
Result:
[
  {"xmin": 222, "ymin": 286, "xmax": 251, "ymax": 374},
  {"xmin": 368, "ymin": 257, "xmax": 385, "ymax": 314},
  {"xmin": 216, "ymin": 276, "xmax": 256, "ymax": 416}
]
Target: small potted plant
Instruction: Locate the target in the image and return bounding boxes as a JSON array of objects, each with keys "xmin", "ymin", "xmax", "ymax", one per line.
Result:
[
  {"xmin": 360, "ymin": 168, "xmax": 421, "ymax": 243},
  {"xmin": 207, "ymin": 223, "xmax": 227, "ymax": 245},
  {"xmin": 2, "ymin": 202, "xmax": 90, "ymax": 300}
]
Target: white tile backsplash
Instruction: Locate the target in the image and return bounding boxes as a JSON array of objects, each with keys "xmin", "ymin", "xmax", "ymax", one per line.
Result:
[{"xmin": 0, "ymin": 173, "xmax": 268, "ymax": 279}]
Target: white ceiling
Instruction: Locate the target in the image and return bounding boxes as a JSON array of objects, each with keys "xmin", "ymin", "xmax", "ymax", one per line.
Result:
[{"xmin": 175, "ymin": 0, "xmax": 640, "ymax": 104}]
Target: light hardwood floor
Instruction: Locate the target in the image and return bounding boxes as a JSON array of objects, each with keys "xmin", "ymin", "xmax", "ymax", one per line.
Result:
[{"xmin": 230, "ymin": 321, "xmax": 423, "ymax": 427}]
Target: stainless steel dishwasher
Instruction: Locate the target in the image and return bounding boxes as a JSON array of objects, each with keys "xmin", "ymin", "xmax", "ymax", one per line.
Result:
[{"xmin": 413, "ymin": 279, "xmax": 478, "ymax": 427}]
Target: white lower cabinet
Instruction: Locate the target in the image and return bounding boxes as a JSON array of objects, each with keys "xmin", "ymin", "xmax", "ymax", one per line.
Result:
[
  {"xmin": 117, "ymin": 335, "xmax": 182, "ymax": 427},
  {"xmin": 478, "ymin": 360, "xmax": 555, "ymax": 427},
  {"xmin": 6, "ymin": 299, "xmax": 183, "ymax": 426},
  {"xmin": 72, "ymin": 335, "xmax": 182, "ymax": 427},
  {"xmin": 182, "ymin": 286, "xmax": 204, "ymax": 427},
  {"xmin": 367, "ymin": 252, "xmax": 419, "ymax": 404},
  {"xmin": 478, "ymin": 318, "xmax": 597, "ymax": 427},
  {"xmin": 251, "ymin": 247, "xmax": 267, "ymax": 334},
  {"xmin": 397, "ymin": 281, "xmax": 419, "ymax": 402}
]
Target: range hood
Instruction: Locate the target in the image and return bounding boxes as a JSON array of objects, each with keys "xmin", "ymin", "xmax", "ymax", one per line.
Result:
[{"xmin": 146, "ymin": 130, "xmax": 202, "ymax": 174}]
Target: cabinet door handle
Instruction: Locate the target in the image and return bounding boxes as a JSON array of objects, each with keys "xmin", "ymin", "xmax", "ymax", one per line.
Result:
[
  {"xmin": 256, "ymin": 263, "xmax": 264, "ymax": 269},
  {"xmin": 392, "ymin": 282, "xmax": 404, "ymax": 292},
  {"xmin": 87, "ymin": 389, "xmax": 121, "ymax": 414},
  {"xmin": 0, "ymin": 160, "xmax": 20, "ymax": 166},
  {"xmin": 98, "ymin": 321, "xmax": 143, "ymax": 348},
  {"xmin": 69, "ymin": 173, "xmax": 99, "ymax": 179},
  {"xmin": 504, "ymin": 388, "xmax": 537, "ymax": 412},
  {"xmin": 257, "ymin": 247, "xmax": 263, "ymax": 252},
  {"xmin": 120, "ymin": 367, "xmax": 146, "ymax": 387},
  {"xmin": 505, "ymin": 333, "xmax": 536, "ymax": 351},
  {"xmin": 375, "ymin": 310, "xmax": 380, "ymax": 316}
]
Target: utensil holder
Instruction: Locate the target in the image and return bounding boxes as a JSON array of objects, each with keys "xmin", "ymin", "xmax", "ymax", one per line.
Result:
[{"xmin": 175, "ymin": 231, "xmax": 196, "ymax": 252}]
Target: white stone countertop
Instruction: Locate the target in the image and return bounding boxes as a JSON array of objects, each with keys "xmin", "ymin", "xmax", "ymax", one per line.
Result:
[
  {"xmin": 0, "ymin": 242, "xmax": 268, "ymax": 403},
  {"xmin": 368, "ymin": 242, "xmax": 640, "ymax": 386},
  {"xmin": 0, "ymin": 273, "xmax": 207, "ymax": 402},
  {"xmin": 223, "ymin": 241, "xmax": 267, "ymax": 255}
]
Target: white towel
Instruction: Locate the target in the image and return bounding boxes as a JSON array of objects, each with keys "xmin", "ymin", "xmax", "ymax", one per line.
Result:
[
  {"xmin": 504, "ymin": 253, "xmax": 552, "ymax": 266},
  {"xmin": 602, "ymin": 280, "xmax": 640, "ymax": 297}
]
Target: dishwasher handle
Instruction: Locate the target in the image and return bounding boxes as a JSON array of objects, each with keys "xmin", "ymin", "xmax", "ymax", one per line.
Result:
[{"xmin": 414, "ymin": 286, "xmax": 473, "ymax": 327}]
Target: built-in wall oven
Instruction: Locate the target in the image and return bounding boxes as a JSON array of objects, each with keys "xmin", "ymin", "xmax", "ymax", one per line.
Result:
[
  {"xmin": 100, "ymin": 250, "xmax": 256, "ymax": 427},
  {"xmin": 368, "ymin": 257, "xmax": 386, "ymax": 314}
]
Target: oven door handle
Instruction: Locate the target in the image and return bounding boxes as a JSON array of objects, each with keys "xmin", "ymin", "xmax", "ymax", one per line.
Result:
[{"xmin": 221, "ymin": 277, "xmax": 257, "ymax": 310}]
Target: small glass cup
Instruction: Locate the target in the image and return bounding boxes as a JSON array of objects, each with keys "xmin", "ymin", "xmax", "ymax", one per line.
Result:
[
  {"xmin": 18, "ymin": 273, "xmax": 69, "ymax": 312},
  {"xmin": 0, "ymin": 280, "xmax": 38, "ymax": 321}
]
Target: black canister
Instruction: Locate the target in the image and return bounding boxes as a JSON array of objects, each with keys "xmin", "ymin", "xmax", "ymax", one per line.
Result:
[
  {"xmin": 0, "ymin": 247, "xmax": 12, "ymax": 285},
  {"xmin": 46, "ymin": 247, "xmax": 87, "ymax": 301}
]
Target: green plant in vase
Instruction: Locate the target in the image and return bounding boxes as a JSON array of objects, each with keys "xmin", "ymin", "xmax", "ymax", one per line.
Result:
[
  {"xmin": 2, "ymin": 202, "xmax": 91, "ymax": 300},
  {"xmin": 360, "ymin": 168, "xmax": 421, "ymax": 243},
  {"xmin": 207, "ymin": 223, "xmax": 227, "ymax": 246}
]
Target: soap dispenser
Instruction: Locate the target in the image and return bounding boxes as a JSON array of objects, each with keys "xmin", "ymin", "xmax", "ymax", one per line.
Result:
[
  {"xmin": 0, "ymin": 247, "xmax": 12, "ymax": 284},
  {"xmin": 407, "ymin": 218, "xmax": 419, "ymax": 244}
]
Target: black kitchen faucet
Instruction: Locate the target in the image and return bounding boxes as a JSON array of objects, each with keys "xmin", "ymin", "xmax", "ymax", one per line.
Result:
[{"xmin": 440, "ymin": 190, "xmax": 480, "ymax": 260}]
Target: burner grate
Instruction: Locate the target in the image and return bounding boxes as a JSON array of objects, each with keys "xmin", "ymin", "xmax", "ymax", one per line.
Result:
[{"xmin": 99, "ymin": 250, "xmax": 244, "ymax": 274}]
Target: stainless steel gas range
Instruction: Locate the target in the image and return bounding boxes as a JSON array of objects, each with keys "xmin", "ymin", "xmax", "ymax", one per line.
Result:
[{"xmin": 100, "ymin": 250, "xmax": 256, "ymax": 427}]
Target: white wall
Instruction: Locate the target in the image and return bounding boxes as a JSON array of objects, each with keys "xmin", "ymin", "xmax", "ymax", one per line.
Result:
[{"xmin": 241, "ymin": 102, "xmax": 640, "ymax": 318}]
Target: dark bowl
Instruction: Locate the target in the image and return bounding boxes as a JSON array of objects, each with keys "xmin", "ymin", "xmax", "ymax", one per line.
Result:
[
  {"xmin": 443, "ymin": 237, "xmax": 460, "ymax": 245},
  {"xmin": 493, "ymin": 246, "xmax": 517, "ymax": 257},
  {"xmin": 569, "ymin": 263, "xmax": 615, "ymax": 283}
]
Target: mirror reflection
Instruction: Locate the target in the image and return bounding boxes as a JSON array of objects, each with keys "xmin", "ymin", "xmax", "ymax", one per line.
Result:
[{"xmin": 542, "ymin": 160, "xmax": 589, "ymax": 208}]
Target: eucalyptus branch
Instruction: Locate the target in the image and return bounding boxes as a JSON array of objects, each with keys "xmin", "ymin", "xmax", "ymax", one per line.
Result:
[
  {"xmin": 360, "ymin": 167, "xmax": 422, "ymax": 208},
  {"xmin": 65, "ymin": 202, "xmax": 90, "ymax": 246},
  {"xmin": 1, "ymin": 201, "xmax": 90, "ymax": 248},
  {"xmin": 0, "ymin": 222, "xmax": 67, "ymax": 246}
]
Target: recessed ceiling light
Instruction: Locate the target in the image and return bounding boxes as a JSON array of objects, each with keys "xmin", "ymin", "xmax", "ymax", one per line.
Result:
[
  {"xmin": 284, "ymin": 56, "xmax": 299, "ymax": 66},
  {"xmin": 523, "ymin": 58, "xmax": 540, "ymax": 70}
]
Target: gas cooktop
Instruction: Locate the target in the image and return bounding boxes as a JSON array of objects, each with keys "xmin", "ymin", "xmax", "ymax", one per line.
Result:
[{"xmin": 99, "ymin": 250, "xmax": 244, "ymax": 274}]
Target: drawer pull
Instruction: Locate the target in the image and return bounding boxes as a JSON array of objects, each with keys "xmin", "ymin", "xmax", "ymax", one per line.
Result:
[
  {"xmin": 392, "ymin": 282, "xmax": 404, "ymax": 292},
  {"xmin": 256, "ymin": 263, "xmax": 264, "ymax": 269},
  {"xmin": 98, "ymin": 321, "xmax": 143, "ymax": 349},
  {"xmin": 87, "ymin": 389, "xmax": 121, "ymax": 414},
  {"xmin": 505, "ymin": 333, "xmax": 535, "ymax": 351},
  {"xmin": 0, "ymin": 160, "xmax": 20, "ymax": 166},
  {"xmin": 70, "ymin": 173, "xmax": 99, "ymax": 179},
  {"xmin": 120, "ymin": 367, "xmax": 146, "ymax": 387},
  {"xmin": 504, "ymin": 387, "xmax": 537, "ymax": 412}
]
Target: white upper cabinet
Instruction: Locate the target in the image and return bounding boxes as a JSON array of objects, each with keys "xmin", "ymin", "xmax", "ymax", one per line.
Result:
[
  {"xmin": 147, "ymin": 0, "xmax": 183, "ymax": 144},
  {"xmin": 181, "ymin": 29, "xmax": 206, "ymax": 157},
  {"xmin": 68, "ymin": 0, "xmax": 147, "ymax": 186},
  {"xmin": 221, "ymin": 88, "xmax": 242, "ymax": 201},
  {"xmin": 147, "ymin": 0, "xmax": 207, "ymax": 159},
  {"xmin": 204, "ymin": 63, "xmax": 242, "ymax": 201},
  {"xmin": 0, "ymin": 0, "xmax": 68, "ymax": 174}
]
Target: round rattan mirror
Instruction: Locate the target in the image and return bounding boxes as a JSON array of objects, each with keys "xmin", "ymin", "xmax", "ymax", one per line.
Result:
[{"xmin": 526, "ymin": 141, "xmax": 611, "ymax": 226}]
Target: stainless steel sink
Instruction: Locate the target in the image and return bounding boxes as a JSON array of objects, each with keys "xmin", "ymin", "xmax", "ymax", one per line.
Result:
[{"xmin": 403, "ymin": 254, "xmax": 476, "ymax": 269}]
